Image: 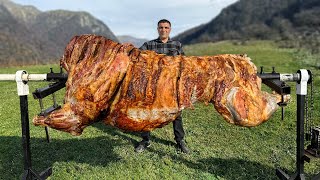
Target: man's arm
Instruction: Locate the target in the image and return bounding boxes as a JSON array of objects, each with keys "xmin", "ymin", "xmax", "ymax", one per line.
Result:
[
  {"xmin": 180, "ymin": 45, "xmax": 185, "ymax": 55},
  {"xmin": 177, "ymin": 42, "xmax": 185, "ymax": 55},
  {"xmin": 139, "ymin": 42, "xmax": 148, "ymax": 50}
]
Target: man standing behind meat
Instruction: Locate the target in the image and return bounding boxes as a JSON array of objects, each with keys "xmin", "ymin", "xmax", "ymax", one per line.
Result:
[{"xmin": 135, "ymin": 19, "xmax": 190, "ymax": 154}]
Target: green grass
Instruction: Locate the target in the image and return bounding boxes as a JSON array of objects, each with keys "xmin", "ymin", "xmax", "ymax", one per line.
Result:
[{"xmin": 0, "ymin": 41, "xmax": 320, "ymax": 179}]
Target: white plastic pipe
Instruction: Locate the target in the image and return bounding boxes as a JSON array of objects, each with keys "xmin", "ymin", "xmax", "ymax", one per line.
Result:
[
  {"xmin": 280, "ymin": 73, "xmax": 300, "ymax": 82},
  {"xmin": 23, "ymin": 74, "xmax": 47, "ymax": 81},
  {"xmin": 0, "ymin": 73, "xmax": 47, "ymax": 81},
  {"xmin": 0, "ymin": 74, "xmax": 16, "ymax": 81}
]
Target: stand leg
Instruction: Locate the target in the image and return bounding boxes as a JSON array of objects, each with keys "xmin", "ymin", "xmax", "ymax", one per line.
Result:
[
  {"xmin": 296, "ymin": 95, "xmax": 305, "ymax": 178},
  {"xmin": 45, "ymin": 127, "xmax": 50, "ymax": 143},
  {"xmin": 38, "ymin": 99, "xmax": 50, "ymax": 143},
  {"xmin": 276, "ymin": 95, "xmax": 306, "ymax": 180},
  {"xmin": 276, "ymin": 168, "xmax": 290, "ymax": 180},
  {"xmin": 19, "ymin": 95, "xmax": 52, "ymax": 180},
  {"xmin": 20, "ymin": 95, "xmax": 32, "ymax": 179}
]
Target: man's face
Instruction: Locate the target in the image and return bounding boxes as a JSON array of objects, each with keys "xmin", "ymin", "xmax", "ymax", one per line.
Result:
[{"xmin": 157, "ymin": 22, "xmax": 171, "ymax": 39}]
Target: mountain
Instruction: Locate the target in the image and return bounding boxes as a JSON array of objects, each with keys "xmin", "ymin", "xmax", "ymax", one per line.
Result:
[
  {"xmin": 117, "ymin": 35, "xmax": 149, "ymax": 48},
  {"xmin": 0, "ymin": 0, "xmax": 118, "ymax": 66},
  {"xmin": 174, "ymin": 0, "xmax": 320, "ymax": 52}
]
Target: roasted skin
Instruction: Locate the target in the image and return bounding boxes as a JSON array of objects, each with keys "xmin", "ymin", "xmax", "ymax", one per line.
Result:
[{"xmin": 33, "ymin": 34, "xmax": 287, "ymax": 135}]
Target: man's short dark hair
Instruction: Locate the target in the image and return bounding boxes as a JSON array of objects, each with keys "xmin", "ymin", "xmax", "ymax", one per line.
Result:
[{"xmin": 158, "ymin": 19, "xmax": 171, "ymax": 27}]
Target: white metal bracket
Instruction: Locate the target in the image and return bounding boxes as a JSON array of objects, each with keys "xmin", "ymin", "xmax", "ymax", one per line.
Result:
[
  {"xmin": 15, "ymin": 70, "xmax": 29, "ymax": 96},
  {"xmin": 296, "ymin": 69, "xmax": 309, "ymax": 95}
]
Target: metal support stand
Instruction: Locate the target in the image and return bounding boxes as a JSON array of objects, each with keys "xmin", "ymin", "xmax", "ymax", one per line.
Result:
[
  {"xmin": 0, "ymin": 69, "xmax": 67, "ymax": 179},
  {"xmin": 276, "ymin": 95, "xmax": 307, "ymax": 179},
  {"xmin": 15, "ymin": 71, "xmax": 52, "ymax": 180},
  {"xmin": 276, "ymin": 94, "xmax": 307, "ymax": 180},
  {"xmin": 275, "ymin": 70, "xmax": 320, "ymax": 180},
  {"xmin": 20, "ymin": 95, "xmax": 52, "ymax": 180}
]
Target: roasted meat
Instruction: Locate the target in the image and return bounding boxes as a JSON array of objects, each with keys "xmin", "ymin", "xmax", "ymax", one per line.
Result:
[{"xmin": 33, "ymin": 34, "xmax": 288, "ymax": 135}]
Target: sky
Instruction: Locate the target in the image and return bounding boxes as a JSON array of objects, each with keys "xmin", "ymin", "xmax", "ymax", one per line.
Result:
[{"xmin": 11, "ymin": 0, "xmax": 238, "ymax": 40}]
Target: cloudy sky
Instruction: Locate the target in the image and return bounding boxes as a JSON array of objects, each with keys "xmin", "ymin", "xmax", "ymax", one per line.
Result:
[{"xmin": 11, "ymin": 0, "xmax": 238, "ymax": 40}]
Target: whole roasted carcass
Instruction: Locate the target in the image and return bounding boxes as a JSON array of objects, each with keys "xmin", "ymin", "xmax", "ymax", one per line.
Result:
[{"xmin": 33, "ymin": 34, "xmax": 288, "ymax": 135}]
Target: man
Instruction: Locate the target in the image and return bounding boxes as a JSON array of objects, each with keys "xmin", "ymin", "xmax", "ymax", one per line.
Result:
[{"xmin": 135, "ymin": 19, "xmax": 189, "ymax": 154}]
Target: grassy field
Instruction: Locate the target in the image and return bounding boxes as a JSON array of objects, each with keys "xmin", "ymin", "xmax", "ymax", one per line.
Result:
[{"xmin": 0, "ymin": 40, "xmax": 319, "ymax": 179}]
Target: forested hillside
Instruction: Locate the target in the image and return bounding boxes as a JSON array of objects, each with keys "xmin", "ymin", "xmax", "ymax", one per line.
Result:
[
  {"xmin": 0, "ymin": 0, "xmax": 118, "ymax": 66},
  {"xmin": 174, "ymin": 0, "xmax": 320, "ymax": 53}
]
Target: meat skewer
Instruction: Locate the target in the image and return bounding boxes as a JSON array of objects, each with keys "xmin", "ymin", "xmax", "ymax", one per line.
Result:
[{"xmin": 33, "ymin": 34, "xmax": 289, "ymax": 135}]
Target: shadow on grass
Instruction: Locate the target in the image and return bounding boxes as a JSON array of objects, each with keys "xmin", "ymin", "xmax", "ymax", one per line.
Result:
[
  {"xmin": 91, "ymin": 122, "xmax": 177, "ymax": 147},
  {"xmin": 0, "ymin": 122, "xmax": 176, "ymax": 179},
  {"xmin": 1, "ymin": 122, "xmax": 306, "ymax": 180},
  {"xmin": 91, "ymin": 122, "xmax": 284, "ymax": 179},
  {"xmin": 186, "ymin": 157, "xmax": 280, "ymax": 180},
  {"xmin": 0, "ymin": 133, "xmax": 122, "ymax": 179},
  {"xmin": 191, "ymin": 157, "xmax": 319, "ymax": 179},
  {"xmin": 131, "ymin": 140, "xmax": 285, "ymax": 180}
]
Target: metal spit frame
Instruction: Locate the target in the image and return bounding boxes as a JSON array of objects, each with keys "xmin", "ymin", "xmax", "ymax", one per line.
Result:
[
  {"xmin": 259, "ymin": 69, "xmax": 320, "ymax": 180},
  {"xmin": 0, "ymin": 69, "xmax": 67, "ymax": 180}
]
